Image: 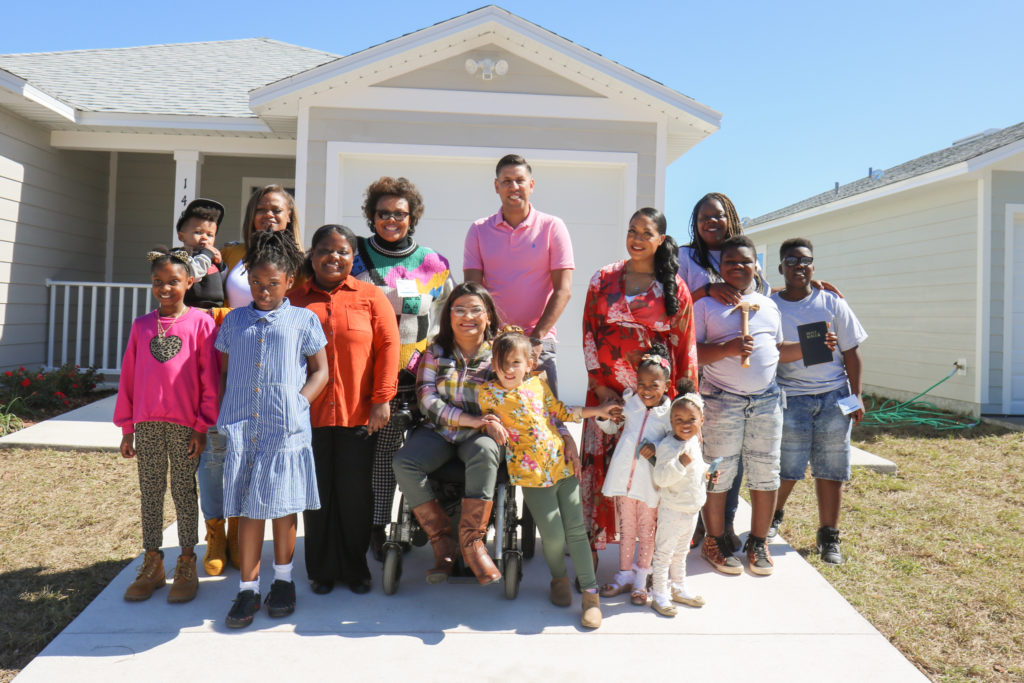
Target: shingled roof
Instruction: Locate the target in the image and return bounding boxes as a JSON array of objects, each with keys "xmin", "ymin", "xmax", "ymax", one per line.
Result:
[
  {"xmin": 750, "ymin": 120, "xmax": 1024, "ymax": 226},
  {"xmin": 0, "ymin": 38, "xmax": 339, "ymax": 118}
]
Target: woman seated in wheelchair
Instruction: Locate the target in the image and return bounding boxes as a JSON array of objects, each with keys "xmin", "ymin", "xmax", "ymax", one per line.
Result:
[{"xmin": 391, "ymin": 281, "xmax": 506, "ymax": 585}]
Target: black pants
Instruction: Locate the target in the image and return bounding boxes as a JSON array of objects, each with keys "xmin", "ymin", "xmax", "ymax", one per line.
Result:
[{"xmin": 304, "ymin": 426, "xmax": 376, "ymax": 584}]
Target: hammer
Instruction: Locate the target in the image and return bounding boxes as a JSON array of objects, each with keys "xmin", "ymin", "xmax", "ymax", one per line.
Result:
[{"xmin": 730, "ymin": 301, "xmax": 759, "ymax": 367}]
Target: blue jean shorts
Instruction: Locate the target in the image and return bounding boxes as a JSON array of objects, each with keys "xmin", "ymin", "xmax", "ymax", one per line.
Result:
[
  {"xmin": 780, "ymin": 387, "xmax": 853, "ymax": 482},
  {"xmin": 701, "ymin": 382, "xmax": 783, "ymax": 492}
]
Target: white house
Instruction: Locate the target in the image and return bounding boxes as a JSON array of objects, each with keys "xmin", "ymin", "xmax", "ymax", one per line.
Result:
[
  {"xmin": 0, "ymin": 5, "xmax": 720, "ymax": 404},
  {"xmin": 746, "ymin": 122, "xmax": 1024, "ymax": 417}
]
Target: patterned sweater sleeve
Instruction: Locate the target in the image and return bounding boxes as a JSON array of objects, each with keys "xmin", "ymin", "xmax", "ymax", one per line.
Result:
[{"xmin": 416, "ymin": 346, "xmax": 461, "ymax": 428}]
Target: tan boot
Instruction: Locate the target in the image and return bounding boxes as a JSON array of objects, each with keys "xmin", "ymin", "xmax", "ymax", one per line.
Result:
[
  {"xmin": 203, "ymin": 518, "xmax": 228, "ymax": 576},
  {"xmin": 458, "ymin": 498, "xmax": 501, "ymax": 585},
  {"xmin": 581, "ymin": 591, "xmax": 602, "ymax": 629},
  {"xmin": 411, "ymin": 500, "xmax": 457, "ymax": 583},
  {"xmin": 550, "ymin": 576, "xmax": 571, "ymax": 607},
  {"xmin": 227, "ymin": 516, "xmax": 240, "ymax": 570},
  {"xmin": 167, "ymin": 554, "xmax": 198, "ymax": 603},
  {"xmin": 124, "ymin": 549, "xmax": 166, "ymax": 601}
]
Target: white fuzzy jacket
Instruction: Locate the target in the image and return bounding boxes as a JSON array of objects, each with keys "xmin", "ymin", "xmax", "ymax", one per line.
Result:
[
  {"xmin": 653, "ymin": 434, "xmax": 708, "ymax": 513},
  {"xmin": 599, "ymin": 390, "xmax": 671, "ymax": 508}
]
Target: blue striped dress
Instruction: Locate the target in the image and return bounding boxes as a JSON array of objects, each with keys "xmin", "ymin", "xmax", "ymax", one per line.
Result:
[{"xmin": 216, "ymin": 299, "xmax": 327, "ymax": 519}]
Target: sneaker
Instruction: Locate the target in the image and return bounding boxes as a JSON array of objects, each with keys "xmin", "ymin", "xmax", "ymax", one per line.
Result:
[
  {"xmin": 766, "ymin": 509, "xmax": 784, "ymax": 541},
  {"xmin": 266, "ymin": 579, "xmax": 296, "ymax": 618},
  {"xmin": 723, "ymin": 525, "xmax": 742, "ymax": 554},
  {"xmin": 744, "ymin": 536, "xmax": 774, "ymax": 575},
  {"xmin": 701, "ymin": 535, "xmax": 742, "ymax": 575},
  {"xmin": 817, "ymin": 526, "xmax": 844, "ymax": 565},
  {"xmin": 225, "ymin": 590, "xmax": 261, "ymax": 629}
]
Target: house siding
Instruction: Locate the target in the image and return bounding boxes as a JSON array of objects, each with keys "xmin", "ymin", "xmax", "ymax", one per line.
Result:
[
  {"xmin": 201, "ymin": 155, "xmax": 297, "ymax": 244},
  {"xmin": 111, "ymin": 153, "xmax": 175, "ymax": 285},
  {"xmin": 0, "ymin": 107, "xmax": 108, "ymax": 370},
  {"xmin": 987, "ymin": 170, "xmax": 1024, "ymax": 412}
]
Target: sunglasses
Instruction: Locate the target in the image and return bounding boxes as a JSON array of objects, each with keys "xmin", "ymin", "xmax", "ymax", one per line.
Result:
[
  {"xmin": 782, "ymin": 256, "xmax": 814, "ymax": 267},
  {"xmin": 376, "ymin": 210, "xmax": 410, "ymax": 221}
]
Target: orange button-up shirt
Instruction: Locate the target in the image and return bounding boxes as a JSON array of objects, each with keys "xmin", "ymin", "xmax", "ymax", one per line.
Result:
[{"xmin": 289, "ymin": 275, "xmax": 400, "ymax": 428}]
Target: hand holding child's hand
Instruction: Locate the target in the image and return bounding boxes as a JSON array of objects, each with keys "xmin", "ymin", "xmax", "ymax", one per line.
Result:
[
  {"xmin": 120, "ymin": 434, "xmax": 136, "ymax": 459},
  {"xmin": 639, "ymin": 442, "xmax": 655, "ymax": 460},
  {"xmin": 187, "ymin": 430, "xmax": 206, "ymax": 459},
  {"xmin": 595, "ymin": 399, "xmax": 621, "ymax": 420}
]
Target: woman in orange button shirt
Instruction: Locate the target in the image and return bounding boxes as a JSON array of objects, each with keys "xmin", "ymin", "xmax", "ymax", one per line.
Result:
[{"xmin": 289, "ymin": 224, "xmax": 400, "ymax": 595}]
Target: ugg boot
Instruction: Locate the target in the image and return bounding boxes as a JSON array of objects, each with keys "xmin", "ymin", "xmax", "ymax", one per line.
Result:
[
  {"xmin": 227, "ymin": 516, "xmax": 241, "ymax": 570},
  {"xmin": 203, "ymin": 518, "xmax": 228, "ymax": 576},
  {"xmin": 581, "ymin": 591, "xmax": 602, "ymax": 629},
  {"xmin": 411, "ymin": 499, "xmax": 457, "ymax": 583},
  {"xmin": 458, "ymin": 498, "xmax": 501, "ymax": 585},
  {"xmin": 124, "ymin": 549, "xmax": 166, "ymax": 601},
  {"xmin": 167, "ymin": 554, "xmax": 199, "ymax": 603},
  {"xmin": 550, "ymin": 576, "xmax": 572, "ymax": 607}
]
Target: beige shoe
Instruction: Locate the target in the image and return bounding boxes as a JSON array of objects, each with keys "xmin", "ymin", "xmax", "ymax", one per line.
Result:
[
  {"xmin": 124, "ymin": 550, "xmax": 166, "ymax": 601},
  {"xmin": 203, "ymin": 518, "xmax": 228, "ymax": 576},
  {"xmin": 549, "ymin": 576, "xmax": 571, "ymax": 607},
  {"xmin": 167, "ymin": 554, "xmax": 199, "ymax": 603},
  {"xmin": 581, "ymin": 591, "xmax": 602, "ymax": 629},
  {"xmin": 651, "ymin": 596, "xmax": 678, "ymax": 617},
  {"xmin": 227, "ymin": 517, "xmax": 241, "ymax": 570},
  {"xmin": 671, "ymin": 587, "xmax": 706, "ymax": 608}
]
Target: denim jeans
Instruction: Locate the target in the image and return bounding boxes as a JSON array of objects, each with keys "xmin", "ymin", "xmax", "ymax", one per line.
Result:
[
  {"xmin": 780, "ymin": 387, "xmax": 853, "ymax": 482},
  {"xmin": 701, "ymin": 382, "xmax": 783, "ymax": 492},
  {"xmin": 197, "ymin": 427, "xmax": 227, "ymax": 520},
  {"xmin": 536, "ymin": 338, "xmax": 558, "ymax": 397}
]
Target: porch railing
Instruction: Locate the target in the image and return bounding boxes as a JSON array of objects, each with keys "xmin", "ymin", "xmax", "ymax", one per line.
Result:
[{"xmin": 46, "ymin": 279, "xmax": 153, "ymax": 375}]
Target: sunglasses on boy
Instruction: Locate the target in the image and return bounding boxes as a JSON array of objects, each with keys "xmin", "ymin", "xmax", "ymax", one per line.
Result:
[
  {"xmin": 376, "ymin": 210, "xmax": 410, "ymax": 221},
  {"xmin": 782, "ymin": 256, "xmax": 814, "ymax": 267}
]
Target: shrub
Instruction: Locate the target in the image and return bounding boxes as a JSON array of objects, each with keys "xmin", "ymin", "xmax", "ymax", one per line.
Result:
[
  {"xmin": 0, "ymin": 364, "xmax": 101, "ymax": 414},
  {"xmin": 0, "ymin": 398, "xmax": 25, "ymax": 436}
]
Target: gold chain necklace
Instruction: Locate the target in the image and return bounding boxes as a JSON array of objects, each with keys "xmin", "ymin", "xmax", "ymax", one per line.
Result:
[{"xmin": 156, "ymin": 307, "xmax": 189, "ymax": 338}]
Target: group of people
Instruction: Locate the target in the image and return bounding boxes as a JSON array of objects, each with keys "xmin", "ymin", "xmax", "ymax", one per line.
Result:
[{"xmin": 113, "ymin": 153, "xmax": 866, "ymax": 632}]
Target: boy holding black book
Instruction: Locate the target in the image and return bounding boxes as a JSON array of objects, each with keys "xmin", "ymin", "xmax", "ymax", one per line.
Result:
[{"xmin": 769, "ymin": 238, "xmax": 867, "ymax": 565}]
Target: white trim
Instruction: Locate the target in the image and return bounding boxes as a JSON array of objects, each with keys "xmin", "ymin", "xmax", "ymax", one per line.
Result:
[
  {"xmin": 322, "ymin": 142, "xmax": 637, "ymax": 228},
  {"xmin": 654, "ymin": 119, "xmax": 667, "ymax": 209},
  {"xmin": 104, "ymin": 152, "xmax": 118, "ymax": 282},
  {"xmin": 240, "ymin": 176, "xmax": 296, "ymax": 238},
  {"xmin": 1002, "ymin": 203, "xmax": 1024, "ymax": 414},
  {"xmin": 75, "ymin": 111, "xmax": 272, "ymax": 132},
  {"xmin": 294, "ymin": 102, "xmax": 310, "ymax": 240},
  {"xmin": 50, "ymin": 131, "xmax": 296, "ymax": 157},
  {"xmin": 976, "ymin": 174, "xmax": 991, "ymax": 406},
  {"xmin": 172, "ymin": 151, "xmax": 204, "ymax": 242},
  {"xmin": 0, "ymin": 68, "xmax": 77, "ymax": 122}
]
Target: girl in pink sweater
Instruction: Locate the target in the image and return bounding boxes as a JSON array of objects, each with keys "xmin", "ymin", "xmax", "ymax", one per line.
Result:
[{"xmin": 114, "ymin": 248, "xmax": 221, "ymax": 604}]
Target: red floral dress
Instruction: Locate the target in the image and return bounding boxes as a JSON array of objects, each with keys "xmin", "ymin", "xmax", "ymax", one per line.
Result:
[{"xmin": 580, "ymin": 261, "xmax": 698, "ymax": 548}]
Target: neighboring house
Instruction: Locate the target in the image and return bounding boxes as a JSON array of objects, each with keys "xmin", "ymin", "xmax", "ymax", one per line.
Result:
[
  {"xmin": 0, "ymin": 5, "xmax": 720, "ymax": 404},
  {"xmin": 747, "ymin": 121, "xmax": 1024, "ymax": 416}
]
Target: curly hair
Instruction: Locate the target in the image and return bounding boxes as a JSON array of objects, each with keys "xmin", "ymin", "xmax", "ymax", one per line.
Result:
[
  {"xmin": 686, "ymin": 193, "xmax": 744, "ymax": 272},
  {"xmin": 637, "ymin": 341, "xmax": 672, "ymax": 380},
  {"xmin": 242, "ymin": 185, "xmax": 301, "ymax": 247},
  {"xmin": 631, "ymin": 207, "xmax": 680, "ymax": 316},
  {"xmin": 361, "ymin": 176, "xmax": 425, "ymax": 235},
  {"xmin": 243, "ymin": 229, "xmax": 305, "ymax": 278},
  {"xmin": 433, "ymin": 281, "xmax": 500, "ymax": 356}
]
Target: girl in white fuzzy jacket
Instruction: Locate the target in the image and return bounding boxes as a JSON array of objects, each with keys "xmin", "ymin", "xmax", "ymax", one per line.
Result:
[
  {"xmin": 598, "ymin": 347, "xmax": 673, "ymax": 606},
  {"xmin": 649, "ymin": 378, "xmax": 710, "ymax": 616}
]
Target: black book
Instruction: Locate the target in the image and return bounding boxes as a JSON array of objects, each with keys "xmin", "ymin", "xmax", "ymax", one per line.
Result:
[{"xmin": 797, "ymin": 321, "xmax": 832, "ymax": 366}]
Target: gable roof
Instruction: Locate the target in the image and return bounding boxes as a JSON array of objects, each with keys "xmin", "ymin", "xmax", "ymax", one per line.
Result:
[{"xmin": 749, "ymin": 120, "xmax": 1024, "ymax": 228}]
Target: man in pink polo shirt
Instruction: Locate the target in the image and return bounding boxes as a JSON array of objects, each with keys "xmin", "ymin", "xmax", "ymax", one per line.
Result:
[{"xmin": 464, "ymin": 154, "xmax": 574, "ymax": 395}]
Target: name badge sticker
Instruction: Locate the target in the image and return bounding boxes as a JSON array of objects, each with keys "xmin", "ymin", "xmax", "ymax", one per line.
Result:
[{"xmin": 396, "ymin": 278, "xmax": 419, "ymax": 298}]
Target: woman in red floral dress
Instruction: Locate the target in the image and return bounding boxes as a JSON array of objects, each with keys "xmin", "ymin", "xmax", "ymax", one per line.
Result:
[{"xmin": 580, "ymin": 207, "xmax": 698, "ymax": 552}]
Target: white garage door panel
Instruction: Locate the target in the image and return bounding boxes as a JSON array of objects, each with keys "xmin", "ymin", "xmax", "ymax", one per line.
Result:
[{"xmin": 331, "ymin": 154, "xmax": 630, "ymax": 405}]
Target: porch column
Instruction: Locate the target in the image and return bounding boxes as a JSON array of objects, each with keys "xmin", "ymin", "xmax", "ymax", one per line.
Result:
[{"xmin": 172, "ymin": 150, "xmax": 204, "ymax": 244}]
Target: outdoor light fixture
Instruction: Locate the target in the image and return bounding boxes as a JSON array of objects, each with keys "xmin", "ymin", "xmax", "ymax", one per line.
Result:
[{"xmin": 465, "ymin": 58, "xmax": 508, "ymax": 80}]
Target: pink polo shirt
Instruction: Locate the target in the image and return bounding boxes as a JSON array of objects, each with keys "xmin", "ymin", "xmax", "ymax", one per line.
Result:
[{"xmin": 463, "ymin": 206, "xmax": 574, "ymax": 339}]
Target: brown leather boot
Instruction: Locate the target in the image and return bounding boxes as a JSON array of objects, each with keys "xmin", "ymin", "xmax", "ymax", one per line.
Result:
[
  {"xmin": 124, "ymin": 549, "xmax": 166, "ymax": 601},
  {"xmin": 411, "ymin": 499, "xmax": 457, "ymax": 584},
  {"xmin": 227, "ymin": 517, "xmax": 240, "ymax": 570},
  {"xmin": 203, "ymin": 518, "xmax": 228, "ymax": 576},
  {"xmin": 458, "ymin": 498, "xmax": 501, "ymax": 585},
  {"xmin": 167, "ymin": 554, "xmax": 199, "ymax": 603}
]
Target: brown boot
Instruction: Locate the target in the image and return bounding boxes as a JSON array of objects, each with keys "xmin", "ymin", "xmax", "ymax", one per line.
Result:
[
  {"xmin": 167, "ymin": 554, "xmax": 199, "ymax": 603},
  {"xmin": 550, "ymin": 576, "xmax": 571, "ymax": 607},
  {"xmin": 227, "ymin": 516, "xmax": 240, "ymax": 570},
  {"xmin": 124, "ymin": 549, "xmax": 166, "ymax": 601},
  {"xmin": 411, "ymin": 500, "xmax": 457, "ymax": 584},
  {"xmin": 581, "ymin": 591, "xmax": 602, "ymax": 629},
  {"xmin": 458, "ymin": 498, "xmax": 501, "ymax": 585},
  {"xmin": 203, "ymin": 518, "xmax": 228, "ymax": 576}
]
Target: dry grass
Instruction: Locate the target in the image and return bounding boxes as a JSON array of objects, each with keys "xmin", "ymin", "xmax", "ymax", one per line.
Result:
[
  {"xmin": 0, "ymin": 448, "xmax": 175, "ymax": 682},
  {"xmin": 777, "ymin": 423, "xmax": 1024, "ymax": 682}
]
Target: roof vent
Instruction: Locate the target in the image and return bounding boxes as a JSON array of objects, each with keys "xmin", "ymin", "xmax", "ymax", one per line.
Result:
[
  {"xmin": 952, "ymin": 128, "xmax": 1000, "ymax": 147},
  {"xmin": 869, "ymin": 167, "xmax": 884, "ymax": 180}
]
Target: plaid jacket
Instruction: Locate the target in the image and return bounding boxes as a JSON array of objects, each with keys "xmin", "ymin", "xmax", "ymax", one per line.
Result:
[{"xmin": 416, "ymin": 341, "xmax": 493, "ymax": 443}]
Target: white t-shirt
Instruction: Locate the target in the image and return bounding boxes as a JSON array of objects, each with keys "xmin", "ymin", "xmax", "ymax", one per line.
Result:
[
  {"xmin": 695, "ymin": 292, "xmax": 782, "ymax": 395},
  {"xmin": 771, "ymin": 289, "xmax": 868, "ymax": 397},
  {"xmin": 225, "ymin": 261, "xmax": 253, "ymax": 309},
  {"xmin": 678, "ymin": 246, "xmax": 770, "ymax": 296}
]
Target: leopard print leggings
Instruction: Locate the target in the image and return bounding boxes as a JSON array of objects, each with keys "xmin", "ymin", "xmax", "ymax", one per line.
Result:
[{"xmin": 135, "ymin": 421, "xmax": 200, "ymax": 550}]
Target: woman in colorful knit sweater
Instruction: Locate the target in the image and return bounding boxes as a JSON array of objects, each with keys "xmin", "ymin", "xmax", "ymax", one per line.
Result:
[{"xmin": 351, "ymin": 176, "xmax": 455, "ymax": 559}]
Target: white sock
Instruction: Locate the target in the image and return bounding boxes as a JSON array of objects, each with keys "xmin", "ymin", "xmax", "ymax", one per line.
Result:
[
  {"xmin": 273, "ymin": 562, "xmax": 293, "ymax": 583},
  {"xmin": 239, "ymin": 579, "xmax": 259, "ymax": 593}
]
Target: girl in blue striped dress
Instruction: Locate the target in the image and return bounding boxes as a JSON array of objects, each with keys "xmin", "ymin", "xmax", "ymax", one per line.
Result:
[{"xmin": 215, "ymin": 230, "xmax": 329, "ymax": 628}]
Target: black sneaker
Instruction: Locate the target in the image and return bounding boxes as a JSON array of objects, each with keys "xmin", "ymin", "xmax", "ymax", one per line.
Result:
[
  {"xmin": 225, "ymin": 589, "xmax": 261, "ymax": 629},
  {"xmin": 766, "ymin": 509, "xmax": 784, "ymax": 541},
  {"xmin": 744, "ymin": 536, "xmax": 774, "ymax": 575},
  {"xmin": 817, "ymin": 526, "xmax": 844, "ymax": 565},
  {"xmin": 266, "ymin": 580, "xmax": 296, "ymax": 618}
]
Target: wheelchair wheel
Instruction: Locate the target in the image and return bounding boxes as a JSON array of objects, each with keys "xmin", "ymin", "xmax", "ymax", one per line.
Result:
[
  {"xmin": 503, "ymin": 551, "xmax": 522, "ymax": 600},
  {"xmin": 382, "ymin": 544, "xmax": 402, "ymax": 595},
  {"xmin": 520, "ymin": 505, "xmax": 536, "ymax": 560}
]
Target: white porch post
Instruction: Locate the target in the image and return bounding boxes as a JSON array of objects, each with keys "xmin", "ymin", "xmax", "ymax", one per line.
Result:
[{"xmin": 172, "ymin": 150, "xmax": 204, "ymax": 244}]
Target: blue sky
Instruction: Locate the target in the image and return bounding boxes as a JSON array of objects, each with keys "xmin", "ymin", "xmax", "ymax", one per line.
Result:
[{"xmin": 6, "ymin": 0, "xmax": 1023, "ymax": 242}]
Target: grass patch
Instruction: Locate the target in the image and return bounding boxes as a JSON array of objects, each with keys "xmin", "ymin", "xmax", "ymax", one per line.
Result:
[
  {"xmin": 775, "ymin": 422, "xmax": 1024, "ymax": 682},
  {"xmin": 0, "ymin": 448, "xmax": 175, "ymax": 682}
]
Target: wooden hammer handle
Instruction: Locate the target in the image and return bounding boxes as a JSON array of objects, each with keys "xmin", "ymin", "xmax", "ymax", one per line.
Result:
[{"xmin": 741, "ymin": 310, "xmax": 751, "ymax": 368}]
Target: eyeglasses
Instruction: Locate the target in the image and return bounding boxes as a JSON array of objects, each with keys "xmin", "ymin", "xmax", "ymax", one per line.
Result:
[
  {"xmin": 782, "ymin": 256, "xmax": 814, "ymax": 267},
  {"xmin": 452, "ymin": 306, "xmax": 486, "ymax": 318},
  {"xmin": 376, "ymin": 210, "xmax": 410, "ymax": 221}
]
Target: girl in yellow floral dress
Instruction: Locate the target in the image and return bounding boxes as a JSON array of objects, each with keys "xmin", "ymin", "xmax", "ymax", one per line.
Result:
[{"xmin": 479, "ymin": 327, "xmax": 618, "ymax": 628}]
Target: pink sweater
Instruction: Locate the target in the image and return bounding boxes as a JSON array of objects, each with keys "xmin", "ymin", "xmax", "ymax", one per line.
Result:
[{"xmin": 113, "ymin": 308, "xmax": 221, "ymax": 435}]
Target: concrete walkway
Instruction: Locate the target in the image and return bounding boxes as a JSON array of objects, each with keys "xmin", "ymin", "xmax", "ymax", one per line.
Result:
[{"xmin": 9, "ymin": 396, "xmax": 922, "ymax": 682}]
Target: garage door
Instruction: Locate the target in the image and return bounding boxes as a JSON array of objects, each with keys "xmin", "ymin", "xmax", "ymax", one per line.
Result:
[{"xmin": 330, "ymin": 152, "xmax": 631, "ymax": 405}]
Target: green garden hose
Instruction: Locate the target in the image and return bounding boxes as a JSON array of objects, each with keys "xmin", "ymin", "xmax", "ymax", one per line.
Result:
[{"xmin": 861, "ymin": 367, "xmax": 979, "ymax": 431}]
